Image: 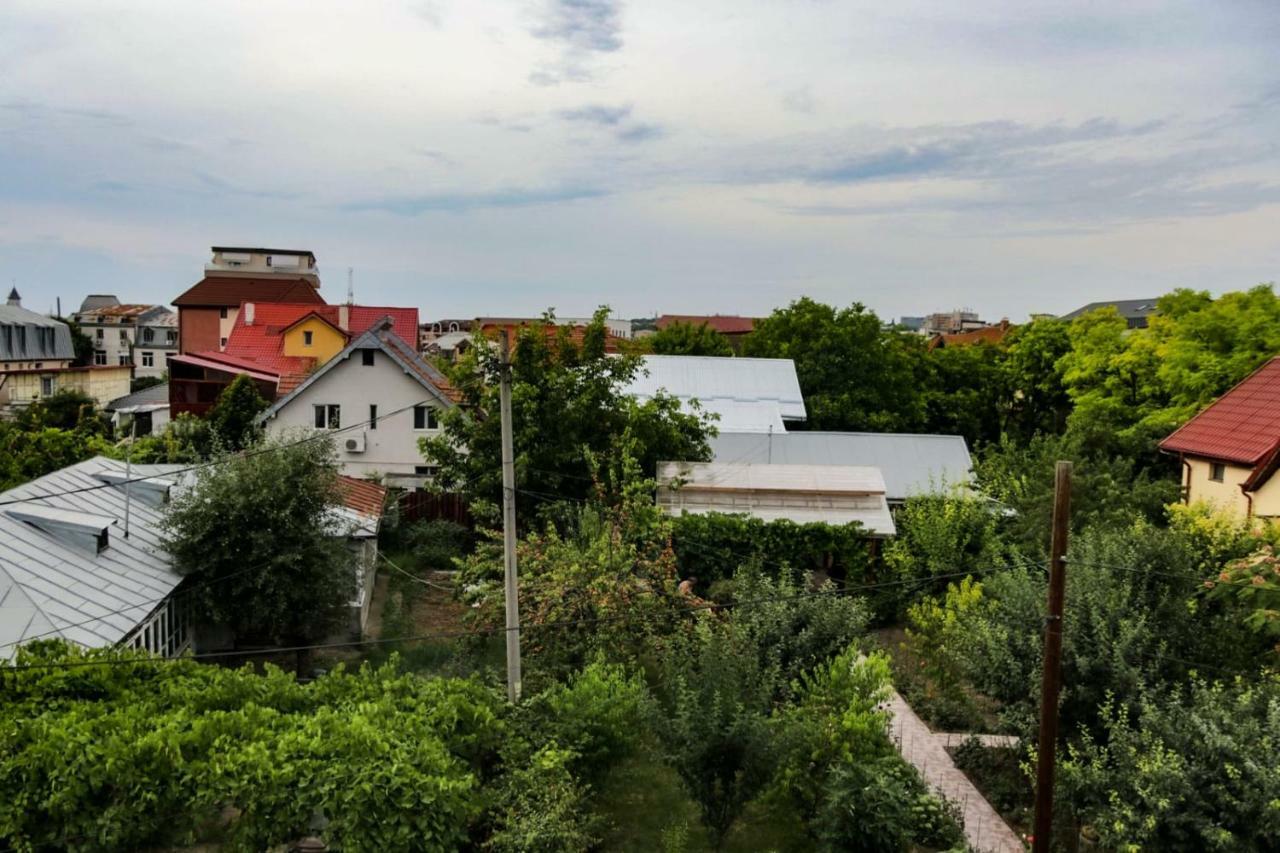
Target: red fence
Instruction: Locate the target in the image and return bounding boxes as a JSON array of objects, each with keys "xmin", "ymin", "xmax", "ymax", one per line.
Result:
[{"xmin": 398, "ymin": 490, "xmax": 473, "ymax": 527}]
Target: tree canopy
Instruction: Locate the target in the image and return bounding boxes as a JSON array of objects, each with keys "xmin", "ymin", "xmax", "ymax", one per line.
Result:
[
  {"xmin": 648, "ymin": 320, "xmax": 733, "ymax": 356},
  {"xmin": 208, "ymin": 373, "xmax": 269, "ymax": 452}
]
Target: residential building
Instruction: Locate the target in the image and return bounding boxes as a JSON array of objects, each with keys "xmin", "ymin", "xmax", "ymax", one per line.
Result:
[
  {"xmin": 476, "ymin": 315, "xmax": 631, "ymax": 343},
  {"xmin": 706, "ymin": 431, "xmax": 973, "ymax": 505},
  {"xmin": 258, "ymin": 321, "xmax": 460, "ymax": 486},
  {"xmin": 423, "ymin": 330, "xmax": 474, "ymax": 361},
  {"xmin": 168, "ymin": 302, "xmax": 417, "ymax": 417},
  {"xmin": 73, "ymin": 296, "xmax": 176, "ymax": 378},
  {"xmin": 172, "ymin": 246, "xmax": 325, "ymax": 355},
  {"xmin": 0, "ymin": 289, "xmax": 131, "ymax": 410},
  {"xmin": 1059, "ymin": 298, "xmax": 1159, "ymax": 329},
  {"xmin": 928, "ymin": 318, "xmax": 1014, "ymax": 350},
  {"xmin": 420, "ymin": 318, "xmax": 475, "ymax": 349},
  {"xmin": 0, "ymin": 457, "xmax": 192, "ymax": 659},
  {"xmin": 655, "ymin": 461, "xmax": 896, "ymax": 537},
  {"xmin": 620, "ymin": 354, "xmax": 806, "ymax": 433},
  {"xmin": 106, "ymin": 382, "xmax": 170, "ymax": 437},
  {"xmin": 334, "ymin": 476, "xmax": 387, "ymax": 634},
  {"xmin": 1159, "ymin": 357, "xmax": 1280, "ymax": 518},
  {"xmin": 922, "ymin": 310, "xmax": 987, "ymax": 336}
]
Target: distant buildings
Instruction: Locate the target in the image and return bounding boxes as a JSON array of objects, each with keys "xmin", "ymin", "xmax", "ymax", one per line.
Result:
[
  {"xmin": 72, "ymin": 295, "xmax": 176, "ymax": 379},
  {"xmin": 928, "ymin": 318, "xmax": 1014, "ymax": 350},
  {"xmin": 0, "ymin": 289, "xmax": 130, "ymax": 411},
  {"xmin": 922, "ymin": 310, "xmax": 988, "ymax": 336},
  {"xmin": 1059, "ymin": 298, "xmax": 1159, "ymax": 329}
]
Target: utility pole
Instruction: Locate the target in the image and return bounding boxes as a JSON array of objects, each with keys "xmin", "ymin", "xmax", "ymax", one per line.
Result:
[
  {"xmin": 1032, "ymin": 460, "xmax": 1072, "ymax": 853},
  {"xmin": 498, "ymin": 330, "xmax": 523, "ymax": 702}
]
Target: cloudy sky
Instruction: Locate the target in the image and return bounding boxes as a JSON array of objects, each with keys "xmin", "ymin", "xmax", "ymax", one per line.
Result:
[{"xmin": 2, "ymin": 1, "xmax": 1278, "ymax": 322}]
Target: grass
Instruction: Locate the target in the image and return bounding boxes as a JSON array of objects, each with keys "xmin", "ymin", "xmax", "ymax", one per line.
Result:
[{"xmin": 594, "ymin": 751, "xmax": 812, "ymax": 853}]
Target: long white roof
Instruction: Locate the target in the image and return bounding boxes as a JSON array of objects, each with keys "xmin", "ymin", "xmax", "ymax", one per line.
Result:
[
  {"xmin": 0, "ymin": 457, "xmax": 185, "ymax": 656},
  {"xmin": 708, "ymin": 431, "xmax": 973, "ymax": 502},
  {"xmin": 622, "ymin": 355, "xmax": 806, "ymax": 433}
]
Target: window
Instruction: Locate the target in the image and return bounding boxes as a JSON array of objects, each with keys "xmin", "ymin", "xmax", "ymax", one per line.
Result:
[
  {"xmin": 219, "ymin": 307, "xmax": 229, "ymax": 319},
  {"xmin": 415, "ymin": 465, "xmax": 439, "ymax": 477},
  {"xmin": 413, "ymin": 405, "xmax": 439, "ymax": 431},
  {"xmin": 33, "ymin": 362, "xmax": 41, "ymax": 369},
  {"xmin": 369, "ymin": 404, "xmax": 378, "ymax": 429},
  {"xmin": 219, "ymin": 337, "xmax": 228, "ymax": 348},
  {"xmin": 142, "ymin": 328, "xmax": 154, "ymax": 343},
  {"xmin": 314, "ymin": 404, "xmax": 341, "ymax": 429},
  {"xmin": 119, "ymin": 329, "xmax": 128, "ymax": 341},
  {"xmin": 166, "ymin": 330, "xmax": 176, "ymax": 344},
  {"xmin": 118, "ymin": 353, "xmax": 131, "ymax": 366},
  {"xmin": 449, "ymin": 322, "xmax": 459, "ymax": 332},
  {"xmin": 1209, "ymin": 462, "xmax": 1226, "ymax": 483},
  {"xmin": 40, "ymin": 376, "xmax": 54, "ymax": 396},
  {"xmin": 95, "ymin": 328, "xmax": 104, "ymax": 340},
  {"xmin": 141, "ymin": 351, "xmax": 154, "ymax": 367},
  {"xmin": 362, "ymin": 350, "xmax": 375, "ymax": 366},
  {"xmin": 93, "ymin": 350, "xmax": 107, "ymax": 365},
  {"xmin": 303, "ymin": 330, "xmax": 314, "ymax": 347}
]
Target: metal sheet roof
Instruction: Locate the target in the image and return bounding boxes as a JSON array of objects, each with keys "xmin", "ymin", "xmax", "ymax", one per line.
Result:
[
  {"xmin": 0, "ymin": 305, "xmax": 75, "ymax": 361},
  {"xmin": 0, "ymin": 457, "xmax": 185, "ymax": 657},
  {"xmin": 707, "ymin": 431, "xmax": 973, "ymax": 502},
  {"xmin": 622, "ymin": 355, "xmax": 806, "ymax": 432}
]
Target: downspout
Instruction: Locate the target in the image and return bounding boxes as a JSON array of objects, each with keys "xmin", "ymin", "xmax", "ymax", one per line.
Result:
[
  {"xmin": 1181, "ymin": 455, "xmax": 1192, "ymax": 504},
  {"xmin": 1241, "ymin": 482, "xmax": 1254, "ymax": 519}
]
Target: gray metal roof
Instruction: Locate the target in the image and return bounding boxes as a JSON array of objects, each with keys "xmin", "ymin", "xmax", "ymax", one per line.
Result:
[
  {"xmin": 107, "ymin": 382, "xmax": 170, "ymax": 412},
  {"xmin": 622, "ymin": 355, "xmax": 806, "ymax": 433},
  {"xmin": 707, "ymin": 431, "xmax": 973, "ymax": 502},
  {"xmin": 1059, "ymin": 299, "xmax": 1159, "ymax": 322},
  {"xmin": 0, "ymin": 304, "xmax": 75, "ymax": 362},
  {"xmin": 0, "ymin": 457, "xmax": 185, "ymax": 656}
]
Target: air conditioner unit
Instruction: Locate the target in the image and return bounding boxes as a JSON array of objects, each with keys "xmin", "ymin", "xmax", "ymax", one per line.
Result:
[{"xmin": 344, "ymin": 432, "xmax": 366, "ymax": 454}]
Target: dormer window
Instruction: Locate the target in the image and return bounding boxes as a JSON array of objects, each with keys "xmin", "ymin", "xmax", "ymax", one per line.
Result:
[{"xmin": 303, "ymin": 330, "xmax": 314, "ymax": 347}]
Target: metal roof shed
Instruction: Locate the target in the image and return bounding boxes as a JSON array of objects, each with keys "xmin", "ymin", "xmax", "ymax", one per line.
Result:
[
  {"xmin": 656, "ymin": 461, "xmax": 896, "ymax": 537},
  {"xmin": 622, "ymin": 355, "xmax": 806, "ymax": 433},
  {"xmin": 708, "ymin": 431, "xmax": 973, "ymax": 503}
]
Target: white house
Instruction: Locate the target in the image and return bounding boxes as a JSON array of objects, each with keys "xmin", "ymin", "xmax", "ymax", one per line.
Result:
[{"xmin": 257, "ymin": 321, "xmax": 460, "ymax": 486}]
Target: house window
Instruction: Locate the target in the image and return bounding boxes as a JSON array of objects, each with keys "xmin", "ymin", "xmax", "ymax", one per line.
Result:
[
  {"xmin": 118, "ymin": 353, "xmax": 131, "ymax": 366},
  {"xmin": 119, "ymin": 329, "xmax": 129, "ymax": 341},
  {"xmin": 219, "ymin": 337, "xmax": 228, "ymax": 348},
  {"xmin": 303, "ymin": 330, "xmax": 314, "ymax": 347},
  {"xmin": 142, "ymin": 328, "xmax": 154, "ymax": 343},
  {"xmin": 314, "ymin": 404, "xmax": 341, "ymax": 429},
  {"xmin": 94, "ymin": 350, "xmax": 107, "ymax": 365},
  {"xmin": 40, "ymin": 376, "xmax": 54, "ymax": 396},
  {"xmin": 166, "ymin": 330, "xmax": 176, "ymax": 344},
  {"xmin": 415, "ymin": 465, "xmax": 439, "ymax": 477},
  {"xmin": 95, "ymin": 328, "xmax": 104, "ymax": 340},
  {"xmin": 1209, "ymin": 462, "xmax": 1226, "ymax": 483},
  {"xmin": 362, "ymin": 350, "xmax": 375, "ymax": 366},
  {"xmin": 142, "ymin": 351, "xmax": 155, "ymax": 367},
  {"xmin": 369, "ymin": 404, "xmax": 378, "ymax": 429},
  {"xmin": 219, "ymin": 307, "xmax": 229, "ymax": 319},
  {"xmin": 449, "ymin": 322, "xmax": 460, "ymax": 332},
  {"xmin": 413, "ymin": 405, "xmax": 439, "ymax": 431}
]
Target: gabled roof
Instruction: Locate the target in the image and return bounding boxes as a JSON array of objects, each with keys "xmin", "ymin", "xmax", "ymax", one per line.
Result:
[
  {"xmin": 928, "ymin": 321, "xmax": 1013, "ymax": 350},
  {"xmin": 656, "ymin": 314, "xmax": 757, "ymax": 334},
  {"xmin": 172, "ymin": 276, "xmax": 324, "ymax": 308},
  {"xmin": 707, "ymin": 431, "xmax": 973, "ymax": 502},
  {"xmin": 107, "ymin": 382, "xmax": 170, "ymax": 412},
  {"xmin": 258, "ymin": 324, "xmax": 459, "ymax": 423},
  {"xmin": 0, "ymin": 457, "xmax": 185, "ymax": 655},
  {"xmin": 1160, "ymin": 357, "xmax": 1280, "ymax": 466}
]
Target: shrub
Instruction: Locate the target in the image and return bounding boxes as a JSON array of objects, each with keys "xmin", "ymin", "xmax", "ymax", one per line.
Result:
[
  {"xmin": 483, "ymin": 744, "xmax": 600, "ymax": 853},
  {"xmin": 669, "ymin": 513, "xmax": 871, "ymax": 587},
  {"xmin": 813, "ymin": 756, "xmax": 964, "ymax": 853},
  {"xmin": 403, "ymin": 519, "xmax": 473, "ymax": 571},
  {"xmin": 530, "ymin": 659, "xmax": 650, "ymax": 782}
]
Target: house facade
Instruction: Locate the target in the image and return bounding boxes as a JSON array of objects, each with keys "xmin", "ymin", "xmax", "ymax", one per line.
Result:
[
  {"xmin": 258, "ymin": 322, "xmax": 459, "ymax": 485},
  {"xmin": 1160, "ymin": 357, "xmax": 1280, "ymax": 518},
  {"xmin": 73, "ymin": 296, "xmax": 176, "ymax": 378}
]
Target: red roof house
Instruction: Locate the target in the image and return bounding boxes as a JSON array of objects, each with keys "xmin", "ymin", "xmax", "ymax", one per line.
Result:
[{"xmin": 1159, "ymin": 357, "xmax": 1280, "ymax": 517}]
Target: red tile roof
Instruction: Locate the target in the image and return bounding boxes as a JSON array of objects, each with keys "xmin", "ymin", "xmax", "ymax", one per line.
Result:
[
  {"xmin": 172, "ymin": 276, "xmax": 325, "ymax": 307},
  {"xmin": 657, "ymin": 314, "xmax": 757, "ymax": 335},
  {"xmin": 1160, "ymin": 357, "xmax": 1280, "ymax": 465},
  {"xmin": 928, "ymin": 322, "xmax": 1014, "ymax": 350},
  {"xmin": 335, "ymin": 475, "xmax": 387, "ymax": 518}
]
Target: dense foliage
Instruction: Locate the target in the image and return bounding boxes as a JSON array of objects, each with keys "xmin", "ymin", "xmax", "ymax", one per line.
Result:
[
  {"xmin": 207, "ymin": 373, "xmax": 269, "ymax": 452},
  {"xmin": 162, "ymin": 434, "xmax": 354, "ymax": 647},
  {"xmin": 647, "ymin": 320, "xmax": 734, "ymax": 356}
]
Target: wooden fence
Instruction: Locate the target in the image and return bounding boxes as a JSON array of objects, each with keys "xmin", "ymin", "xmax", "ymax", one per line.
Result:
[{"xmin": 398, "ymin": 489, "xmax": 473, "ymax": 527}]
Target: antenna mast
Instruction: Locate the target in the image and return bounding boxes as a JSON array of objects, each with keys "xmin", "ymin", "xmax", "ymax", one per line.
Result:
[{"xmin": 347, "ymin": 267, "xmax": 354, "ymax": 305}]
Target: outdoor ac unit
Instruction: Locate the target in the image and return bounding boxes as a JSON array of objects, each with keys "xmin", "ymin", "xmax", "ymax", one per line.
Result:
[{"xmin": 344, "ymin": 433, "xmax": 366, "ymax": 454}]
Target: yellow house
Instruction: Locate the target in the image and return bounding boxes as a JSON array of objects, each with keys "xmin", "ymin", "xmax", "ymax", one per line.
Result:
[
  {"xmin": 0, "ymin": 365, "xmax": 132, "ymax": 410},
  {"xmin": 1161, "ymin": 357, "xmax": 1280, "ymax": 519},
  {"xmin": 281, "ymin": 312, "xmax": 349, "ymax": 364}
]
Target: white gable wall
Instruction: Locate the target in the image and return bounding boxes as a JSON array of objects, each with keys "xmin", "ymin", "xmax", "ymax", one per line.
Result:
[{"xmin": 262, "ymin": 349, "xmax": 445, "ymax": 479}]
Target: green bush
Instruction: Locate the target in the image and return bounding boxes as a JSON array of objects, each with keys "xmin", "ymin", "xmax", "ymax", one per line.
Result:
[
  {"xmin": 483, "ymin": 744, "xmax": 601, "ymax": 853},
  {"xmin": 813, "ymin": 756, "xmax": 964, "ymax": 853},
  {"xmin": 669, "ymin": 513, "xmax": 871, "ymax": 587},
  {"xmin": 531, "ymin": 660, "xmax": 650, "ymax": 782}
]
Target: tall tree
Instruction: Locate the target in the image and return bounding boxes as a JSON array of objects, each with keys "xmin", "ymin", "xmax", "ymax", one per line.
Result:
[
  {"xmin": 1001, "ymin": 317, "xmax": 1072, "ymax": 440},
  {"xmin": 745, "ymin": 298, "xmax": 927, "ymax": 431},
  {"xmin": 208, "ymin": 373, "xmax": 269, "ymax": 451},
  {"xmin": 162, "ymin": 435, "xmax": 353, "ymax": 647},
  {"xmin": 649, "ymin": 321, "xmax": 733, "ymax": 356},
  {"xmin": 54, "ymin": 316, "xmax": 94, "ymax": 366},
  {"xmin": 420, "ymin": 309, "xmax": 713, "ymax": 518},
  {"xmin": 920, "ymin": 342, "xmax": 1005, "ymax": 447}
]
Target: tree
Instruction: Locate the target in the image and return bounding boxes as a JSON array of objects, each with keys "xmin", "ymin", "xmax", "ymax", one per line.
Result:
[
  {"xmin": 54, "ymin": 315, "xmax": 94, "ymax": 366},
  {"xmin": 920, "ymin": 342, "xmax": 1005, "ymax": 446},
  {"xmin": 161, "ymin": 435, "xmax": 354, "ymax": 648},
  {"xmin": 420, "ymin": 308, "xmax": 713, "ymax": 518},
  {"xmin": 745, "ymin": 298, "xmax": 927, "ymax": 431},
  {"xmin": 131, "ymin": 374, "xmax": 167, "ymax": 393},
  {"xmin": 0, "ymin": 422, "xmax": 114, "ymax": 490},
  {"xmin": 1000, "ymin": 317, "xmax": 1072, "ymax": 440},
  {"xmin": 16, "ymin": 388, "xmax": 103, "ymax": 433},
  {"xmin": 649, "ymin": 321, "xmax": 733, "ymax": 356},
  {"xmin": 207, "ymin": 373, "xmax": 269, "ymax": 451}
]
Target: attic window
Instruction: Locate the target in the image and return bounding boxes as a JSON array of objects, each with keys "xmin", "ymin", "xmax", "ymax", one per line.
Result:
[
  {"xmin": 1210, "ymin": 462, "xmax": 1226, "ymax": 483},
  {"xmin": 6, "ymin": 506, "xmax": 115, "ymax": 554},
  {"xmin": 303, "ymin": 330, "xmax": 314, "ymax": 347},
  {"xmin": 362, "ymin": 350, "xmax": 375, "ymax": 366}
]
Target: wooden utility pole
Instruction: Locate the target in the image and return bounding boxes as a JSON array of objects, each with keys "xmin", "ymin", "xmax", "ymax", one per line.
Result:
[
  {"xmin": 498, "ymin": 331, "xmax": 523, "ymax": 702},
  {"xmin": 1032, "ymin": 460, "xmax": 1072, "ymax": 853}
]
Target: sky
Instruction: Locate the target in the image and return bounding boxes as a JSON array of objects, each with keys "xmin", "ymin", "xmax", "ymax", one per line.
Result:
[{"xmin": 1, "ymin": 0, "xmax": 1279, "ymax": 323}]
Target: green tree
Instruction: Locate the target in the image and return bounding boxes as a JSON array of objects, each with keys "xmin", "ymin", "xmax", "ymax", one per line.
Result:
[
  {"xmin": 161, "ymin": 435, "xmax": 354, "ymax": 648},
  {"xmin": 649, "ymin": 321, "xmax": 733, "ymax": 356},
  {"xmin": 1000, "ymin": 317, "xmax": 1072, "ymax": 439},
  {"xmin": 208, "ymin": 373, "xmax": 269, "ymax": 451},
  {"xmin": 420, "ymin": 308, "xmax": 713, "ymax": 518},
  {"xmin": 0, "ymin": 422, "xmax": 114, "ymax": 490},
  {"xmin": 53, "ymin": 315, "xmax": 94, "ymax": 366},
  {"xmin": 920, "ymin": 341, "xmax": 1005, "ymax": 446},
  {"xmin": 16, "ymin": 388, "xmax": 103, "ymax": 432},
  {"xmin": 745, "ymin": 298, "xmax": 927, "ymax": 431}
]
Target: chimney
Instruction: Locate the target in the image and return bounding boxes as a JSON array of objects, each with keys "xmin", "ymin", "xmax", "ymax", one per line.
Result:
[
  {"xmin": 338, "ymin": 304, "xmax": 350, "ymax": 331},
  {"xmin": 244, "ymin": 303, "xmax": 255, "ymax": 325},
  {"xmin": 6, "ymin": 287, "xmax": 19, "ymax": 307}
]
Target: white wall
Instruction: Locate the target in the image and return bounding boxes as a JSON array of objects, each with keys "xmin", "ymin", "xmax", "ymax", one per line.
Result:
[{"xmin": 263, "ymin": 348, "xmax": 446, "ymax": 478}]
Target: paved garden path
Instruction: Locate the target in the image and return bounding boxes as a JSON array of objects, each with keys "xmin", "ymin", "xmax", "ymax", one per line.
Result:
[{"xmin": 885, "ymin": 690, "xmax": 1025, "ymax": 853}]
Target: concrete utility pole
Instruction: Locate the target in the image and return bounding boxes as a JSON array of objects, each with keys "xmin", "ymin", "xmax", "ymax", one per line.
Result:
[
  {"xmin": 1032, "ymin": 460, "xmax": 1072, "ymax": 853},
  {"xmin": 498, "ymin": 330, "xmax": 523, "ymax": 702}
]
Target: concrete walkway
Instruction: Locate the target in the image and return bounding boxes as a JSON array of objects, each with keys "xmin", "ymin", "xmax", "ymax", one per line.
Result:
[{"xmin": 885, "ymin": 691, "xmax": 1025, "ymax": 853}]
